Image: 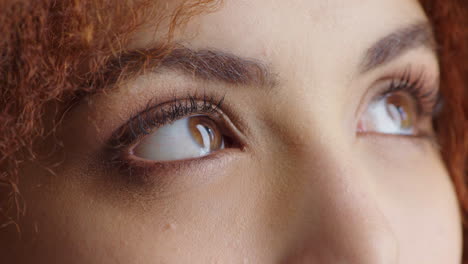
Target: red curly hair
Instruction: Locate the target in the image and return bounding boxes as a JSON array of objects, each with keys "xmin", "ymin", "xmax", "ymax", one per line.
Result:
[
  {"xmin": 420, "ymin": 0, "xmax": 468, "ymax": 260},
  {"xmin": 0, "ymin": 0, "xmax": 467, "ymax": 261}
]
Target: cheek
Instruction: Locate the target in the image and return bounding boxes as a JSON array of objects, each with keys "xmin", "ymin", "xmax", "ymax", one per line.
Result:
[
  {"xmin": 46, "ymin": 157, "xmax": 273, "ymax": 262},
  {"xmin": 362, "ymin": 139, "xmax": 462, "ymax": 263},
  {"xmin": 386, "ymin": 168, "xmax": 460, "ymax": 262},
  {"xmin": 6, "ymin": 135, "xmax": 462, "ymax": 264}
]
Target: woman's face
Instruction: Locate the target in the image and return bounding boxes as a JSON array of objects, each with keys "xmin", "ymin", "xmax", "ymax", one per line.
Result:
[{"xmin": 2, "ymin": 0, "xmax": 462, "ymax": 263}]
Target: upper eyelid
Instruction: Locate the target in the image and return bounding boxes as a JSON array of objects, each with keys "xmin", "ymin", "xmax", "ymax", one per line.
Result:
[
  {"xmin": 385, "ymin": 68, "xmax": 441, "ymax": 116},
  {"xmin": 353, "ymin": 64, "xmax": 440, "ymax": 132},
  {"xmin": 112, "ymin": 68, "xmax": 439, "ymax": 144},
  {"xmin": 103, "ymin": 50, "xmax": 438, "ymax": 148},
  {"xmin": 53, "ymin": 21, "xmax": 437, "ymax": 130},
  {"xmin": 83, "ymin": 22, "xmax": 433, "ymax": 100},
  {"xmin": 107, "ymin": 95, "xmax": 226, "ymax": 149}
]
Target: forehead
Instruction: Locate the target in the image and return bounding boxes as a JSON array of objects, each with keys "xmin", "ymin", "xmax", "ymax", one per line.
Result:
[
  {"xmin": 128, "ymin": 0, "xmax": 431, "ymax": 101},
  {"xmin": 134, "ymin": 0, "xmax": 427, "ymax": 46},
  {"xmin": 132, "ymin": 0, "xmax": 428, "ymax": 71}
]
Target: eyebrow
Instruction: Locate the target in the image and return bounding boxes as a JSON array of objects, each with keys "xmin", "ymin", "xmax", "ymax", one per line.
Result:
[
  {"xmin": 102, "ymin": 46, "xmax": 277, "ymax": 90},
  {"xmin": 360, "ymin": 22, "xmax": 436, "ymax": 73},
  {"xmin": 98, "ymin": 22, "xmax": 435, "ymax": 90}
]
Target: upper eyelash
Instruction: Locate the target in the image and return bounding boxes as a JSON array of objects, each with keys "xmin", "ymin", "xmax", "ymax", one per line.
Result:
[
  {"xmin": 383, "ymin": 68, "xmax": 442, "ymax": 116},
  {"xmin": 108, "ymin": 68, "xmax": 439, "ymax": 148},
  {"xmin": 108, "ymin": 93, "xmax": 226, "ymax": 148}
]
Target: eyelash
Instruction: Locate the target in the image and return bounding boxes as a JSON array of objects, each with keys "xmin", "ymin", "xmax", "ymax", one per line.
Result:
[
  {"xmin": 108, "ymin": 93, "xmax": 226, "ymax": 149},
  {"xmin": 106, "ymin": 68, "xmax": 441, "ymax": 165},
  {"xmin": 103, "ymin": 93, "xmax": 229, "ymax": 180},
  {"xmin": 380, "ymin": 68, "xmax": 441, "ymax": 117}
]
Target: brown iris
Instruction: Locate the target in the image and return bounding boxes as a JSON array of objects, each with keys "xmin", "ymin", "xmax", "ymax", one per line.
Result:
[
  {"xmin": 385, "ymin": 91, "xmax": 417, "ymax": 130},
  {"xmin": 188, "ymin": 115, "xmax": 223, "ymax": 151}
]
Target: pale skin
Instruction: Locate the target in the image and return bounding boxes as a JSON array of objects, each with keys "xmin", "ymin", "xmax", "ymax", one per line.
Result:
[{"xmin": 0, "ymin": 0, "xmax": 462, "ymax": 263}]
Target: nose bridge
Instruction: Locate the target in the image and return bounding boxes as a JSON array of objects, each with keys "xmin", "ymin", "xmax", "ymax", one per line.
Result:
[
  {"xmin": 263, "ymin": 86, "xmax": 400, "ymax": 263},
  {"xmin": 283, "ymin": 140, "xmax": 399, "ymax": 263}
]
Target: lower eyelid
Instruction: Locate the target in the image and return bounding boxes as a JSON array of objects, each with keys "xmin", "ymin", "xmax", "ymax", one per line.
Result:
[
  {"xmin": 102, "ymin": 147, "xmax": 244, "ymax": 197},
  {"xmin": 355, "ymin": 69, "xmax": 439, "ymax": 133},
  {"xmin": 355, "ymin": 133, "xmax": 440, "ymax": 167},
  {"xmin": 356, "ymin": 130, "xmax": 438, "ymax": 148},
  {"xmin": 109, "ymin": 96, "xmax": 246, "ymax": 146},
  {"xmin": 123, "ymin": 111, "xmax": 243, "ymax": 159}
]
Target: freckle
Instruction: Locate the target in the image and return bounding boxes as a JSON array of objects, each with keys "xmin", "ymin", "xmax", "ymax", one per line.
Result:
[
  {"xmin": 121, "ymin": 239, "xmax": 129, "ymax": 247},
  {"xmin": 164, "ymin": 222, "xmax": 177, "ymax": 231}
]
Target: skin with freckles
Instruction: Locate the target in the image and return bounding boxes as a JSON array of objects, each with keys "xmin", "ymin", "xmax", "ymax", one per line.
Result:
[{"xmin": 0, "ymin": 0, "xmax": 462, "ymax": 263}]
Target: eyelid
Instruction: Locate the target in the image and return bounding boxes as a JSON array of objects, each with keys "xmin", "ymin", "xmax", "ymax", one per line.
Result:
[
  {"xmin": 104, "ymin": 94, "xmax": 248, "ymax": 174},
  {"xmin": 383, "ymin": 68, "xmax": 441, "ymax": 116},
  {"xmin": 357, "ymin": 131, "xmax": 440, "ymax": 151},
  {"xmin": 126, "ymin": 112, "xmax": 241, "ymax": 158},
  {"xmin": 361, "ymin": 67, "xmax": 439, "ymax": 112},
  {"xmin": 101, "ymin": 145, "xmax": 244, "ymax": 197},
  {"xmin": 355, "ymin": 65, "xmax": 440, "ymax": 138},
  {"xmin": 115, "ymin": 146, "xmax": 241, "ymax": 185},
  {"xmin": 108, "ymin": 95, "xmax": 226, "ymax": 147}
]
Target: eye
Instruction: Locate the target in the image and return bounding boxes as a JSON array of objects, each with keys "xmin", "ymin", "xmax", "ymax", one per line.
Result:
[
  {"xmin": 131, "ymin": 115, "xmax": 227, "ymax": 161},
  {"xmin": 358, "ymin": 90, "xmax": 419, "ymax": 136}
]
